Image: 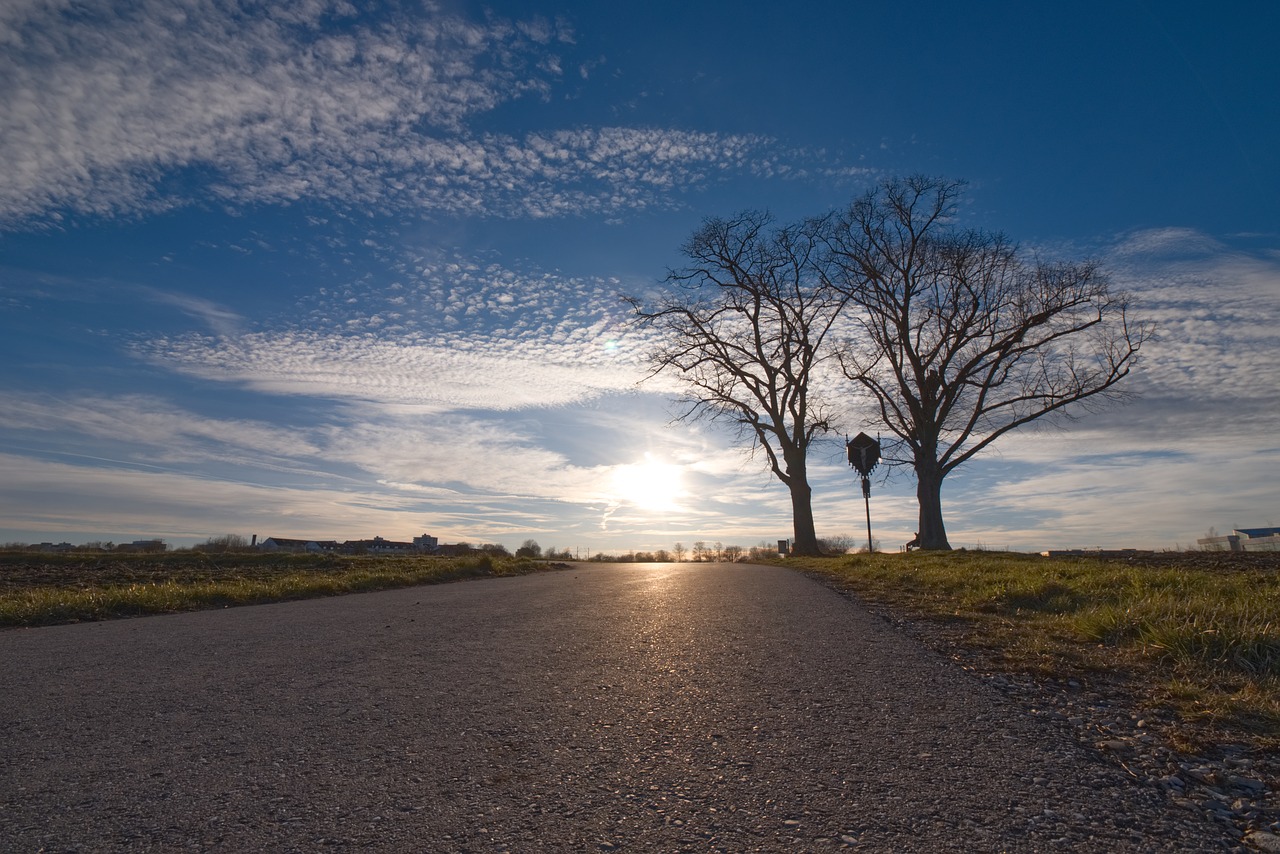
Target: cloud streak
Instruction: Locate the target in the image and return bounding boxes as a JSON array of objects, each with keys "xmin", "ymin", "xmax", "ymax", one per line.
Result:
[
  {"xmin": 140, "ymin": 328, "xmax": 646, "ymax": 411},
  {"xmin": 0, "ymin": 451, "xmax": 442, "ymax": 542},
  {"xmin": 0, "ymin": 392, "xmax": 327, "ymax": 474},
  {"xmin": 1103, "ymin": 230, "xmax": 1280, "ymax": 440},
  {"xmin": 138, "ymin": 247, "xmax": 686, "ymax": 411}
]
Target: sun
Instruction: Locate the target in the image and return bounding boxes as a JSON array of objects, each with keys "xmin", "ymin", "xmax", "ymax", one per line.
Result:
[{"xmin": 612, "ymin": 453, "xmax": 684, "ymax": 512}]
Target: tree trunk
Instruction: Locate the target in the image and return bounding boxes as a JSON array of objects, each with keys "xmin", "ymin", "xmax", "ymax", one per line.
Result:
[
  {"xmin": 787, "ymin": 474, "xmax": 821, "ymax": 556},
  {"xmin": 915, "ymin": 458, "xmax": 952, "ymax": 551}
]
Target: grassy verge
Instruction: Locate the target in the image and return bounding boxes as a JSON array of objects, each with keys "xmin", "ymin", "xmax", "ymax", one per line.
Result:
[
  {"xmin": 0, "ymin": 552, "xmax": 556, "ymax": 629},
  {"xmin": 783, "ymin": 550, "xmax": 1280, "ymax": 749}
]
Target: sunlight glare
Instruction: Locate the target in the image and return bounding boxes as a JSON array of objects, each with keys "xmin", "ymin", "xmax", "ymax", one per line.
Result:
[{"xmin": 612, "ymin": 453, "xmax": 684, "ymax": 512}]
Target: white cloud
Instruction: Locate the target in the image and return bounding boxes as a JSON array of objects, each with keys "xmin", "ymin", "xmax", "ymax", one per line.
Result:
[
  {"xmin": 960, "ymin": 444, "xmax": 1280, "ymax": 550},
  {"xmin": 0, "ymin": 392, "xmax": 327, "ymax": 473},
  {"xmin": 0, "ymin": 1, "xmax": 819, "ymax": 226},
  {"xmin": 0, "ymin": 1, "xmax": 545, "ymax": 221},
  {"xmin": 1109, "ymin": 230, "xmax": 1280, "ymax": 409},
  {"xmin": 0, "ymin": 387, "xmax": 775, "ymax": 544},
  {"xmin": 1109, "ymin": 227, "xmax": 1227, "ymax": 259},
  {"xmin": 140, "ymin": 330, "xmax": 647, "ymax": 410},
  {"xmin": 0, "ymin": 451, "xmax": 444, "ymax": 542},
  {"xmin": 138, "ymin": 247, "xmax": 689, "ymax": 411},
  {"xmin": 0, "ymin": 375, "xmax": 820, "ymax": 550}
]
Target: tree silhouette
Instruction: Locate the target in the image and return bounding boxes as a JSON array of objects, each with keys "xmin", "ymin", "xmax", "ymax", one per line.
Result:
[
  {"xmin": 822, "ymin": 176, "xmax": 1151, "ymax": 549},
  {"xmin": 627, "ymin": 212, "xmax": 847, "ymax": 555}
]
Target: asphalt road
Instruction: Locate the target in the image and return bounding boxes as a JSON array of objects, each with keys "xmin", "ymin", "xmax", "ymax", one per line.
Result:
[{"xmin": 0, "ymin": 563, "xmax": 1231, "ymax": 852}]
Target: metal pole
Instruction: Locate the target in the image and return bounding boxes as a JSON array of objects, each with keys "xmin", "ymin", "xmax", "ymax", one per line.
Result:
[{"xmin": 862, "ymin": 475, "xmax": 873, "ymax": 553}]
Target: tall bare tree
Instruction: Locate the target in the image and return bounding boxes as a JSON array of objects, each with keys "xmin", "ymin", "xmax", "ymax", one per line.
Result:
[
  {"xmin": 627, "ymin": 212, "xmax": 848, "ymax": 555},
  {"xmin": 822, "ymin": 176, "xmax": 1151, "ymax": 550}
]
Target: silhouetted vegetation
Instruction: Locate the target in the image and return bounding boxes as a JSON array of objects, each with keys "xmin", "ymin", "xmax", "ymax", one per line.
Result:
[
  {"xmin": 627, "ymin": 213, "xmax": 846, "ymax": 556},
  {"xmin": 633, "ymin": 175, "xmax": 1151, "ymax": 552}
]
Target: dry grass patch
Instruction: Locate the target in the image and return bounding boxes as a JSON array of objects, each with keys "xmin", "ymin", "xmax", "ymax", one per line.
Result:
[
  {"xmin": 0, "ymin": 551, "xmax": 556, "ymax": 628},
  {"xmin": 787, "ymin": 550, "xmax": 1280, "ymax": 748}
]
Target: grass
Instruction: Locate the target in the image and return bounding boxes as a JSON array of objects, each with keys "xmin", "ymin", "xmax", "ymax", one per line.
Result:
[
  {"xmin": 784, "ymin": 550, "xmax": 1280, "ymax": 748},
  {"xmin": 0, "ymin": 551, "xmax": 555, "ymax": 629}
]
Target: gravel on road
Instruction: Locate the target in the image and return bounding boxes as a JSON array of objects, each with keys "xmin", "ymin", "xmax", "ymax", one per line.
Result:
[{"xmin": 0, "ymin": 563, "xmax": 1243, "ymax": 851}]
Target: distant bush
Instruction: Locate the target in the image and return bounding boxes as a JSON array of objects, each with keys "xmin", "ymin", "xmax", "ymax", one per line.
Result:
[{"xmin": 193, "ymin": 534, "xmax": 251, "ymax": 553}]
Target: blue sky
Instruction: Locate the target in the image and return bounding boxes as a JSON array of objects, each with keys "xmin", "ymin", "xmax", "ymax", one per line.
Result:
[{"xmin": 1, "ymin": 0, "xmax": 1277, "ymax": 552}]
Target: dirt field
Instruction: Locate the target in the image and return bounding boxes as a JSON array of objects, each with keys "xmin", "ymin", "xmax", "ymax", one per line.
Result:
[
  {"xmin": 0, "ymin": 552, "xmax": 379, "ymax": 592},
  {"xmin": 1108, "ymin": 550, "xmax": 1280, "ymax": 571}
]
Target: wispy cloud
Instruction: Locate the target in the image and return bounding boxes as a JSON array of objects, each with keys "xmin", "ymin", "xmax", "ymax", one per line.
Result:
[
  {"xmin": 141, "ymin": 288, "xmax": 244, "ymax": 337},
  {"xmin": 0, "ymin": 451, "xmax": 444, "ymax": 542},
  {"xmin": 0, "ymin": 392, "xmax": 325, "ymax": 471},
  {"xmin": 1109, "ymin": 228, "xmax": 1280, "ymax": 411},
  {"xmin": 1, "ymin": 1, "xmax": 555, "ymax": 222},
  {"xmin": 0, "ymin": 1, "xmax": 831, "ymax": 227},
  {"xmin": 950, "ymin": 443, "xmax": 1280, "ymax": 550},
  {"xmin": 296, "ymin": 245, "xmax": 641, "ymax": 344},
  {"xmin": 0, "ymin": 389, "xmax": 750, "ymax": 543},
  {"xmin": 137, "ymin": 248, "xmax": 683, "ymax": 411},
  {"xmin": 140, "ymin": 329, "xmax": 646, "ymax": 410}
]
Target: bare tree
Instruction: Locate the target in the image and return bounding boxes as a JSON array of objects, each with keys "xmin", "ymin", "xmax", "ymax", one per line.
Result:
[
  {"xmin": 672, "ymin": 542, "xmax": 686, "ymax": 562},
  {"xmin": 822, "ymin": 176, "xmax": 1151, "ymax": 550},
  {"xmin": 627, "ymin": 212, "xmax": 848, "ymax": 555}
]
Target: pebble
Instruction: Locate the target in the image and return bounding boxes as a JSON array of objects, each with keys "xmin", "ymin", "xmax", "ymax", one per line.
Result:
[{"xmin": 1249, "ymin": 831, "xmax": 1280, "ymax": 853}]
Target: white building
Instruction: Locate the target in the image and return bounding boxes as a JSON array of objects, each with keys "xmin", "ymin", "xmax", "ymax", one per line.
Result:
[
  {"xmin": 1197, "ymin": 527, "xmax": 1280, "ymax": 552},
  {"xmin": 258, "ymin": 537, "xmax": 339, "ymax": 553}
]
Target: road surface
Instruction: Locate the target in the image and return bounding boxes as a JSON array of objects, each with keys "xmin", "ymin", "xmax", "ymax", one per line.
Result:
[{"xmin": 0, "ymin": 563, "xmax": 1230, "ymax": 851}]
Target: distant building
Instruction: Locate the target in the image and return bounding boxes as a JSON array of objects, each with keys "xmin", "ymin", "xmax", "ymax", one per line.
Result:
[
  {"xmin": 1198, "ymin": 527, "xmax": 1280, "ymax": 552},
  {"xmin": 258, "ymin": 537, "xmax": 339, "ymax": 553},
  {"xmin": 30, "ymin": 542, "xmax": 76, "ymax": 553},
  {"xmin": 341, "ymin": 536, "xmax": 417, "ymax": 555}
]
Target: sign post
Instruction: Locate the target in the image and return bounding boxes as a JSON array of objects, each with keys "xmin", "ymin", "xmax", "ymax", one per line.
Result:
[{"xmin": 846, "ymin": 432, "xmax": 881, "ymax": 554}]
